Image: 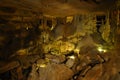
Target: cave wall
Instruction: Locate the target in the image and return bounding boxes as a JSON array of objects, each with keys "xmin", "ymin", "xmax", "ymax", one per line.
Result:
[{"xmin": 0, "ymin": 8, "xmax": 120, "ymax": 80}]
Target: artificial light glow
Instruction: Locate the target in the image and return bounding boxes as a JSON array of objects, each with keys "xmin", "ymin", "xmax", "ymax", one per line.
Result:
[
  {"xmin": 40, "ymin": 64, "xmax": 46, "ymax": 68},
  {"xmin": 98, "ymin": 47, "xmax": 103, "ymax": 52},
  {"xmin": 103, "ymin": 49, "xmax": 107, "ymax": 53},
  {"xmin": 37, "ymin": 64, "xmax": 46, "ymax": 68},
  {"xmin": 97, "ymin": 47, "xmax": 107, "ymax": 53},
  {"xmin": 68, "ymin": 55, "xmax": 75, "ymax": 59}
]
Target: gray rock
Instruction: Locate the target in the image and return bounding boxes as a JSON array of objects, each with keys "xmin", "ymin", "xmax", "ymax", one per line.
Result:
[{"xmin": 66, "ymin": 58, "xmax": 75, "ymax": 68}]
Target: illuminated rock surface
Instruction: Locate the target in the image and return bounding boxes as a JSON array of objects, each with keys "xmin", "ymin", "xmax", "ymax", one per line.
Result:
[{"xmin": 0, "ymin": 0, "xmax": 120, "ymax": 80}]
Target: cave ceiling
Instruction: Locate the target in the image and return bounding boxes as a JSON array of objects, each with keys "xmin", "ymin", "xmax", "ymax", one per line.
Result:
[{"xmin": 0, "ymin": 0, "xmax": 115, "ymax": 17}]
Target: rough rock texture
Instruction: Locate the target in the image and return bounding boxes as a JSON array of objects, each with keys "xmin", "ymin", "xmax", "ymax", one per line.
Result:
[
  {"xmin": 0, "ymin": 12, "xmax": 119, "ymax": 80},
  {"xmin": 77, "ymin": 64, "xmax": 103, "ymax": 80},
  {"xmin": 28, "ymin": 63, "xmax": 74, "ymax": 80},
  {"xmin": 0, "ymin": 0, "xmax": 116, "ymax": 16}
]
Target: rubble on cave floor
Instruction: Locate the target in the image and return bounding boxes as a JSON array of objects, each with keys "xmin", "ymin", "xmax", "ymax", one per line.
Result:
[
  {"xmin": 26, "ymin": 49, "xmax": 120, "ymax": 80},
  {"xmin": 0, "ymin": 12, "xmax": 120, "ymax": 80},
  {"xmin": 0, "ymin": 38, "xmax": 119, "ymax": 80},
  {"xmin": 0, "ymin": 28, "xmax": 119, "ymax": 80}
]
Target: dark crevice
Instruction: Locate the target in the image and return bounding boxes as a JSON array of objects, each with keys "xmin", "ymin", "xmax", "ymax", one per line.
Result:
[{"xmin": 0, "ymin": 7, "xmax": 16, "ymax": 13}]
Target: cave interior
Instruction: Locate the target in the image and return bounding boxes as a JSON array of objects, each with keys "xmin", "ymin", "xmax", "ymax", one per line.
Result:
[{"xmin": 0, "ymin": 0, "xmax": 120, "ymax": 80}]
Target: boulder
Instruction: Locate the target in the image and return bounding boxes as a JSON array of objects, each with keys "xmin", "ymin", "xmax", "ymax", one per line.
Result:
[
  {"xmin": 77, "ymin": 64, "xmax": 103, "ymax": 80},
  {"xmin": 28, "ymin": 63, "xmax": 74, "ymax": 80}
]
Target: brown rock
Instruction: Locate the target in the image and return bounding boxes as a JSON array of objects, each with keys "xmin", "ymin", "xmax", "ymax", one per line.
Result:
[
  {"xmin": 28, "ymin": 63, "xmax": 74, "ymax": 80},
  {"xmin": 38, "ymin": 63, "xmax": 74, "ymax": 80},
  {"xmin": 0, "ymin": 61, "xmax": 20, "ymax": 73},
  {"xmin": 45, "ymin": 54, "xmax": 66, "ymax": 63},
  {"xmin": 77, "ymin": 64, "xmax": 103, "ymax": 80}
]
